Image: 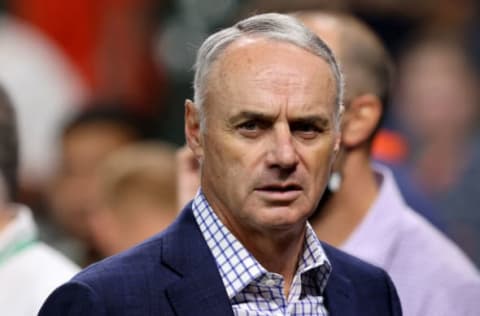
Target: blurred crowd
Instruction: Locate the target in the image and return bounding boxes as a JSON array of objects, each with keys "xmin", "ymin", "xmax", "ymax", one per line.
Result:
[{"xmin": 0, "ymin": 0, "xmax": 480, "ymax": 314}]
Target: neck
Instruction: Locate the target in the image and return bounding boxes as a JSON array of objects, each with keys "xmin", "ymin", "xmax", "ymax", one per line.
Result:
[
  {"xmin": 312, "ymin": 148, "xmax": 378, "ymax": 247},
  {"xmin": 201, "ymin": 184, "xmax": 308, "ymax": 297},
  {"xmin": 237, "ymin": 224, "xmax": 306, "ymax": 298},
  {"xmin": 209, "ymin": 200, "xmax": 306, "ymax": 297}
]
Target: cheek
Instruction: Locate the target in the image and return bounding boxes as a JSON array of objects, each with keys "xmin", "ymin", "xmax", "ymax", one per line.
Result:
[
  {"xmin": 303, "ymin": 140, "xmax": 337, "ymax": 170},
  {"xmin": 204, "ymin": 136, "xmax": 251, "ymax": 187},
  {"xmin": 300, "ymin": 143, "xmax": 337, "ymax": 191}
]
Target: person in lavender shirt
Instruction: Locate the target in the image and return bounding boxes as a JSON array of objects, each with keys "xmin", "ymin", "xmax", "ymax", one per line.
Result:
[{"xmin": 297, "ymin": 11, "xmax": 480, "ymax": 316}]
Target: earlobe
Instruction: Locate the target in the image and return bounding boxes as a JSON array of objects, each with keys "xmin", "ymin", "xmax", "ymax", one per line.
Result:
[
  {"xmin": 184, "ymin": 99, "xmax": 203, "ymax": 158},
  {"xmin": 342, "ymin": 94, "xmax": 382, "ymax": 148}
]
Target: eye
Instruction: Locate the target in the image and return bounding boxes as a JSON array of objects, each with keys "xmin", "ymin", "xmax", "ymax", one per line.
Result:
[
  {"xmin": 291, "ymin": 122, "xmax": 322, "ymax": 139},
  {"xmin": 238, "ymin": 120, "xmax": 258, "ymax": 131},
  {"xmin": 237, "ymin": 120, "xmax": 268, "ymax": 138}
]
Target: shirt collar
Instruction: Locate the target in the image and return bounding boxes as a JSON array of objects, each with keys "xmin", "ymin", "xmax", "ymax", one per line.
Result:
[
  {"xmin": 192, "ymin": 189, "xmax": 331, "ymax": 299},
  {"xmin": 0, "ymin": 204, "xmax": 37, "ymax": 252}
]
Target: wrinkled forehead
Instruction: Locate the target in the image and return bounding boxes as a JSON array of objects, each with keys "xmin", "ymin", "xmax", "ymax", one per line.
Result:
[
  {"xmin": 211, "ymin": 37, "xmax": 336, "ymax": 92},
  {"xmin": 204, "ymin": 37, "xmax": 338, "ymax": 116}
]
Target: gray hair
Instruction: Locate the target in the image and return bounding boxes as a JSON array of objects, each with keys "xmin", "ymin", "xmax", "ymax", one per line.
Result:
[{"xmin": 193, "ymin": 13, "xmax": 344, "ymax": 128}]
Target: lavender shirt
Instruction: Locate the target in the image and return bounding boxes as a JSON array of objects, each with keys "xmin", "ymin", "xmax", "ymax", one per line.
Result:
[{"xmin": 341, "ymin": 164, "xmax": 480, "ymax": 316}]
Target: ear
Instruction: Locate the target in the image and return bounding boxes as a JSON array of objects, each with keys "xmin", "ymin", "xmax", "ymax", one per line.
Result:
[
  {"xmin": 342, "ymin": 94, "xmax": 382, "ymax": 148},
  {"xmin": 184, "ymin": 99, "xmax": 204, "ymax": 159}
]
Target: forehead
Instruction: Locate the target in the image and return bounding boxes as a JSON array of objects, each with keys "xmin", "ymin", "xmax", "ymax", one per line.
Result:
[{"xmin": 206, "ymin": 37, "xmax": 337, "ymax": 115}]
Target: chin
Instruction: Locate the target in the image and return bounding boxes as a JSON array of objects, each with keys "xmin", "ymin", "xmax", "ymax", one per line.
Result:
[{"xmin": 256, "ymin": 206, "xmax": 310, "ymax": 228}]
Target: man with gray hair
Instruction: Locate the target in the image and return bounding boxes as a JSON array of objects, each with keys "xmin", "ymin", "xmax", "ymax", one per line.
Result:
[{"xmin": 40, "ymin": 13, "xmax": 401, "ymax": 315}]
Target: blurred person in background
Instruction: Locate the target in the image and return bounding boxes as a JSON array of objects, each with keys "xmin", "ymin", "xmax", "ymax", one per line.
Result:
[
  {"xmin": 394, "ymin": 35, "xmax": 480, "ymax": 267},
  {"xmin": 0, "ymin": 12, "xmax": 85, "ymax": 212},
  {"xmin": 46, "ymin": 103, "xmax": 150, "ymax": 265},
  {"xmin": 0, "ymin": 86, "xmax": 79, "ymax": 316},
  {"xmin": 298, "ymin": 11, "xmax": 480, "ymax": 315},
  {"xmin": 88, "ymin": 142, "xmax": 177, "ymax": 258}
]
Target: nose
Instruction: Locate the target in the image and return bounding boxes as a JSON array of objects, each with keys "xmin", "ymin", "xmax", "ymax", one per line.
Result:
[{"xmin": 266, "ymin": 124, "xmax": 298, "ymax": 170}]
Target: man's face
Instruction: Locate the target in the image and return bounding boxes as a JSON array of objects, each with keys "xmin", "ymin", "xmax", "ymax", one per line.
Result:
[{"xmin": 188, "ymin": 38, "xmax": 340, "ymax": 236}]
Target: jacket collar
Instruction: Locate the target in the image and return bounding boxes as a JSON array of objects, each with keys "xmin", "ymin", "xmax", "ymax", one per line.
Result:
[
  {"xmin": 162, "ymin": 204, "xmax": 357, "ymax": 316},
  {"xmin": 162, "ymin": 204, "xmax": 234, "ymax": 316},
  {"xmin": 322, "ymin": 243, "xmax": 357, "ymax": 316}
]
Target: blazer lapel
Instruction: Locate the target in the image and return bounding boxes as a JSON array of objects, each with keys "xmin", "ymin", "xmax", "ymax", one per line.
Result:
[
  {"xmin": 321, "ymin": 242, "xmax": 357, "ymax": 316},
  {"xmin": 162, "ymin": 206, "xmax": 234, "ymax": 316},
  {"xmin": 161, "ymin": 206, "xmax": 360, "ymax": 316},
  {"xmin": 324, "ymin": 271, "xmax": 356, "ymax": 316}
]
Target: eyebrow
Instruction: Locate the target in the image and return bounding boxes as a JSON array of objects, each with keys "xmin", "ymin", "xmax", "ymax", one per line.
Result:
[
  {"xmin": 290, "ymin": 115, "xmax": 331, "ymax": 128},
  {"xmin": 228, "ymin": 110, "xmax": 331, "ymax": 127},
  {"xmin": 228, "ymin": 111, "xmax": 275, "ymax": 125}
]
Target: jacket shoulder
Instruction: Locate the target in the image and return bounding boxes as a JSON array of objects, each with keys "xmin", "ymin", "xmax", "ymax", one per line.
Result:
[
  {"xmin": 322, "ymin": 242, "xmax": 402, "ymax": 316},
  {"xmin": 324, "ymin": 242, "xmax": 391, "ymax": 277},
  {"xmin": 39, "ymin": 206, "xmax": 195, "ymax": 316},
  {"xmin": 76, "ymin": 231, "xmax": 170, "ymax": 284}
]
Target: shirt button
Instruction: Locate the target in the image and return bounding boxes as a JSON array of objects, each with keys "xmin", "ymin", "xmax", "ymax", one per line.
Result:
[{"xmin": 264, "ymin": 279, "xmax": 276, "ymax": 287}]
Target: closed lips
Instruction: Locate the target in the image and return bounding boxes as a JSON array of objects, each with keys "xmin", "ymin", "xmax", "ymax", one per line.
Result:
[{"xmin": 256, "ymin": 184, "xmax": 302, "ymax": 191}]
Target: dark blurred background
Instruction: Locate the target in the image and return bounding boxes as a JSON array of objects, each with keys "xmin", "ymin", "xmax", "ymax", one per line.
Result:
[{"xmin": 1, "ymin": 0, "xmax": 479, "ymax": 266}]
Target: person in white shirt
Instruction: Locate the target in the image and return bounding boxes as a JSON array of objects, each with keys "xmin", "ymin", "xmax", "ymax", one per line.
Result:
[{"xmin": 0, "ymin": 87, "xmax": 79, "ymax": 316}]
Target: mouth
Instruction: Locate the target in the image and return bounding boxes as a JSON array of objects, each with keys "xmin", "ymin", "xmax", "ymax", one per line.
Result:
[{"xmin": 255, "ymin": 183, "xmax": 303, "ymax": 202}]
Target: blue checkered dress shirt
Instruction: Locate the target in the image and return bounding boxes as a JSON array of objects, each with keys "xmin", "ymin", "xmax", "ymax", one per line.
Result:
[{"xmin": 192, "ymin": 190, "xmax": 332, "ymax": 316}]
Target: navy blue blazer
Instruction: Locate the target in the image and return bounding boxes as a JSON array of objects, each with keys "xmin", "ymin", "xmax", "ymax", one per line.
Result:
[{"xmin": 39, "ymin": 204, "xmax": 402, "ymax": 315}]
